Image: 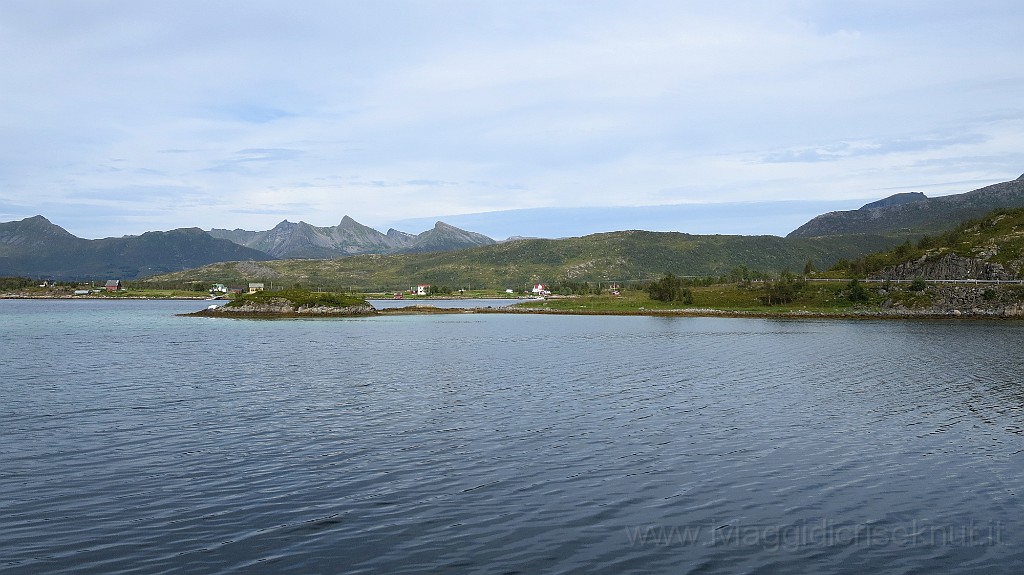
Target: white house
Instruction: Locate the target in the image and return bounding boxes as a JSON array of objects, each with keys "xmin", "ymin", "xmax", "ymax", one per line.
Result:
[
  {"xmin": 416, "ymin": 284, "xmax": 431, "ymax": 296},
  {"xmin": 531, "ymin": 284, "xmax": 550, "ymax": 295}
]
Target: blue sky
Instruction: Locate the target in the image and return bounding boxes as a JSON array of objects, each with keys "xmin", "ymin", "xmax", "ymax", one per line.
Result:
[{"xmin": 1, "ymin": 1, "xmax": 1022, "ymax": 239}]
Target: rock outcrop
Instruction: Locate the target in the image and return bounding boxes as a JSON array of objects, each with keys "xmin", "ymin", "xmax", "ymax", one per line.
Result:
[
  {"xmin": 879, "ymin": 284, "xmax": 1024, "ymax": 317},
  {"xmin": 200, "ymin": 297, "xmax": 377, "ymax": 317},
  {"xmin": 876, "ymin": 252, "xmax": 1017, "ymax": 281}
]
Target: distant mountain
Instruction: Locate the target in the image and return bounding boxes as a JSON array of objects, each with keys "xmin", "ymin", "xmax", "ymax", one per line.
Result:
[
  {"xmin": 144, "ymin": 230, "xmax": 904, "ymax": 291},
  {"xmin": 403, "ymin": 221, "xmax": 496, "ymax": 253},
  {"xmin": 788, "ymin": 174, "xmax": 1024, "ymax": 238},
  {"xmin": 391, "ymin": 199, "xmax": 868, "ymax": 240},
  {"xmin": 859, "ymin": 192, "xmax": 927, "ymax": 210},
  {"xmin": 208, "ymin": 216, "xmax": 496, "ymax": 258},
  {"xmin": 0, "ymin": 216, "xmax": 273, "ymax": 280}
]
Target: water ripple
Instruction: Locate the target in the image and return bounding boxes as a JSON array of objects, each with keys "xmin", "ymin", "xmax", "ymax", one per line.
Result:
[{"xmin": 1, "ymin": 302, "xmax": 1023, "ymax": 573}]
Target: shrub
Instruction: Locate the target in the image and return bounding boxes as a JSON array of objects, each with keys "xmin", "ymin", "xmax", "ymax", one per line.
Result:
[
  {"xmin": 847, "ymin": 279, "xmax": 869, "ymax": 302},
  {"xmin": 647, "ymin": 274, "xmax": 694, "ymax": 304},
  {"xmin": 757, "ymin": 274, "xmax": 804, "ymax": 305}
]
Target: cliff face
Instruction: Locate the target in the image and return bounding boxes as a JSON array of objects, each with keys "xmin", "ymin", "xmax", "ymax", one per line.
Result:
[
  {"xmin": 879, "ymin": 284, "xmax": 1024, "ymax": 317},
  {"xmin": 876, "ymin": 252, "xmax": 1017, "ymax": 281}
]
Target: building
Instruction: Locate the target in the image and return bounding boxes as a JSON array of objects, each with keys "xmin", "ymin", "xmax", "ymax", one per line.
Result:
[
  {"xmin": 248, "ymin": 283, "xmax": 265, "ymax": 293},
  {"xmin": 104, "ymin": 279, "xmax": 122, "ymax": 292},
  {"xmin": 531, "ymin": 284, "xmax": 550, "ymax": 296},
  {"xmin": 416, "ymin": 284, "xmax": 431, "ymax": 296}
]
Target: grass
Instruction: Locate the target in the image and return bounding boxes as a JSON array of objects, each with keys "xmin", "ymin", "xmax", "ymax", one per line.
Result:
[
  {"xmin": 93, "ymin": 289, "xmax": 209, "ymax": 299},
  {"xmin": 225, "ymin": 289, "xmax": 368, "ymax": 308},
  {"xmin": 512, "ymin": 281, "xmax": 900, "ymax": 315}
]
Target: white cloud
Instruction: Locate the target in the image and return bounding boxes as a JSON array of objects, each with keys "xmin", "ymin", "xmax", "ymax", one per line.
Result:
[{"xmin": 0, "ymin": 1, "xmax": 1022, "ymax": 237}]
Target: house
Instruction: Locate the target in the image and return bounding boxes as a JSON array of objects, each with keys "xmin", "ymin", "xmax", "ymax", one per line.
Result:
[
  {"xmin": 248, "ymin": 283, "xmax": 265, "ymax": 293},
  {"xmin": 104, "ymin": 279, "xmax": 122, "ymax": 292},
  {"xmin": 210, "ymin": 284, "xmax": 228, "ymax": 294},
  {"xmin": 531, "ymin": 284, "xmax": 550, "ymax": 296},
  {"xmin": 416, "ymin": 284, "xmax": 431, "ymax": 296}
]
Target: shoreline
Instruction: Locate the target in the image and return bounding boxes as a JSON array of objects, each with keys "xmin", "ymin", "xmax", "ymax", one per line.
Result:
[
  {"xmin": 182, "ymin": 304, "xmax": 1024, "ymax": 321},
  {"xmin": 6, "ymin": 293, "xmax": 1019, "ymax": 320}
]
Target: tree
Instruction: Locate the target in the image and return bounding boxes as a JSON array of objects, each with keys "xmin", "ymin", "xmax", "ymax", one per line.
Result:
[
  {"xmin": 647, "ymin": 274, "xmax": 694, "ymax": 304},
  {"xmin": 847, "ymin": 279, "xmax": 869, "ymax": 302},
  {"xmin": 758, "ymin": 273, "xmax": 804, "ymax": 305}
]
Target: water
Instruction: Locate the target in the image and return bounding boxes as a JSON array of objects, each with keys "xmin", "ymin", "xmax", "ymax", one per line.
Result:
[
  {"xmin": 1, "ymin": 299, "xmax": 1022, "ymax": 574},
  {"xmin": 367, "ymin": 297, "xmax": 524, "ymax": 309}
]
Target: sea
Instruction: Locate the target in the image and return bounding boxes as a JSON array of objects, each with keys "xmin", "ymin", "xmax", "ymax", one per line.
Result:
[{"xmin": 1, "ymin": 299, "xmax": 1022, "ymax": 574}]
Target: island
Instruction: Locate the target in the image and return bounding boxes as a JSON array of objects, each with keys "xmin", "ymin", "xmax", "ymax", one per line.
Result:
[{"xmin": 185, "ymin": 289, "xmax": 377, "ymax": 318}]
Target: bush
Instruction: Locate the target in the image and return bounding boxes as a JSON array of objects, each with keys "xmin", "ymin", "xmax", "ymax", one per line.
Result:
[
  {"xmin": 757, "ymin": 274, "xmax": 805, "ymax": 305},
  {"xmin": 227, "ymin": 289, "xmax": 366, "ymax": 308},
  {"xmin": 909, "ymin": 278, "xmax": 927, "ymax": 292},
  {"xmin": 647, "ymin": 274, "xmax": 694, "ymax": 304},
  {"xmin": 847, "ymin": 279, "xmax": 870, "ymax": 302}
]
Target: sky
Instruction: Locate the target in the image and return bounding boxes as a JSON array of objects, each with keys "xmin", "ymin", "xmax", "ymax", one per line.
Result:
[{"xmin": 1, "ymin": 1, "xmax": 1023, "ymax": 239}]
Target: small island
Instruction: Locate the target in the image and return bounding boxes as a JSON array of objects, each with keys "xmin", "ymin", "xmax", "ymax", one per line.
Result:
[{"xmin": 185, "ymin": 289, "xmax": 377, "ymax": 318}]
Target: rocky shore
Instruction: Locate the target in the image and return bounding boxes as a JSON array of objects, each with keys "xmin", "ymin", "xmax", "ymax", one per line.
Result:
[{"xmin": 187, "ymin": 298, "xmax": 377, "ymax": 318}]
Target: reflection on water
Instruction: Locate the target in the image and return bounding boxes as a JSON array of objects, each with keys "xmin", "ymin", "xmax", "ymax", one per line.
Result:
[{"xmin": 1, "ymin": 300, "xmax": 1022, "ymax": 574}]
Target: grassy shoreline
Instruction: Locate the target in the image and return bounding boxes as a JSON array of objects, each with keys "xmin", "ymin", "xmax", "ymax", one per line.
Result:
[{"xmin": 10, "ymin": 281, "xmax": 1024, "ymax": 320}]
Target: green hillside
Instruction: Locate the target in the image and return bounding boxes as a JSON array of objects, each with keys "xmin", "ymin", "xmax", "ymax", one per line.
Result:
[
  {"xmin": 143, "ymin": 230, "xmax": 901, "ymax": 291},
  {"xmin": 832, "ymin": 207, "xmax": 1024, "ymax": 280}
]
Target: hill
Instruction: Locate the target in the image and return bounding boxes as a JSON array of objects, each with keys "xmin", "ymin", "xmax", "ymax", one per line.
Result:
[
  {"xmin": 0, "ymin": 217, "xmax": 273, "ymax": 280},
  {"xmin": 143, "ymin": 231, "xmax": 902, "ymax": 291},
  {"xmin": 207, "ymin": 217, "xmax": 495, "ymax": 258},
  {"xmin": 788, "ymin": 174, "xmax": 1024, "ymax": 238},
  {"xmin": 834, "ymin": 207, "xmax": 1024, "ymax": 281}
]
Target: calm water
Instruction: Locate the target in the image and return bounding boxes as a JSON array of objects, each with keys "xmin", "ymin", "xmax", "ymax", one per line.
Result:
[
  {"xmin": 1, "ymin": 299, "xmax": 1022, "ymax": 574},
  {"xmin": 367, "ymin": 298, "xmax": 523, "ymax": 309}
]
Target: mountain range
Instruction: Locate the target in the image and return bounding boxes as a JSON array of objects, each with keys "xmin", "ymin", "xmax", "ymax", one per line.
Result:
[
  {"xmin": 0, "ymin": 216, "xmax": 274, "ymax": 280},
  {"xmin": 3, "ymin": 173, "xmax": 1024, "ymax": 282},
  {"xmin": 0, "ymin": 216, "xmax": 496, "ymax": 280},
  {"xmin": 207, "ymin": 216, "xmax": 495, "ymax": 258},
  {"xmin": 788, "ymin": 173, "xmax": 1024, "ymax": 237}
]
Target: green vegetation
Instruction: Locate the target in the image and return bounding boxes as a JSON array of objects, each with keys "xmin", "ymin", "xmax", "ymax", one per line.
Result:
[
  {"xmin": 757, "ymin": 274, "xmax": 805, "ymax": 305},
  {"xmin": 0, "ymin": 277, "xmax": 37, "ymax": 290},
  {"xmin": 846, "ymin": 279, "xmax": 870, "ymax": 302},
  {"xmin": 827, "ymin": 207, "xmax": 1024, "ymax": 278},
  {"xmin": 646, "ymin": 274, "xmax": 695, "ymax": 304},
  {"xmin": 143, "ymin": 231, "xmax": 903, "ymax": 292},
  {"xmin": 225, "ymin": 289, "xmax": 367, "ymax": 308},
  {"xmin": 513, "ymin": 278, "xmax": 892, "ymax": 315}
]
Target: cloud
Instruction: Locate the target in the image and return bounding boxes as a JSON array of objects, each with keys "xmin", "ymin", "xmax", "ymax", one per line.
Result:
[
  {"xmin": 762, "ymin": 134, "xmax": 991, "ymax": 163},
  {"xmin": 0, "ymin": 1, "xmax": 1022, "ymax": 237}
]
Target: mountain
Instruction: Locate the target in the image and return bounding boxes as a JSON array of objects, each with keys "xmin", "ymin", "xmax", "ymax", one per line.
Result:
[
  {"xmin": 143, "ymin": 230, "xmax": 904, "ymax": 292},
  {"xmin": 208, "ymin": 216, "xmax": 496, "ymax": 258},
  {"xmin": 0, "ymin": 216, "xmax": 273, "ymax": 280},
  {"xmin": 0, "ymin": 215, "xmax": 81, "ymax": 257},
  {"xmin": 788, "ymin": 174, "xmax": 1024, "ymax": 238},
  {"xmin": 403, "ymin": 221, "xmax": 496, "ymax": 253},
  {"xmin": 859, "ymin": 192, "xmax": 927, "ymax": 210}
]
